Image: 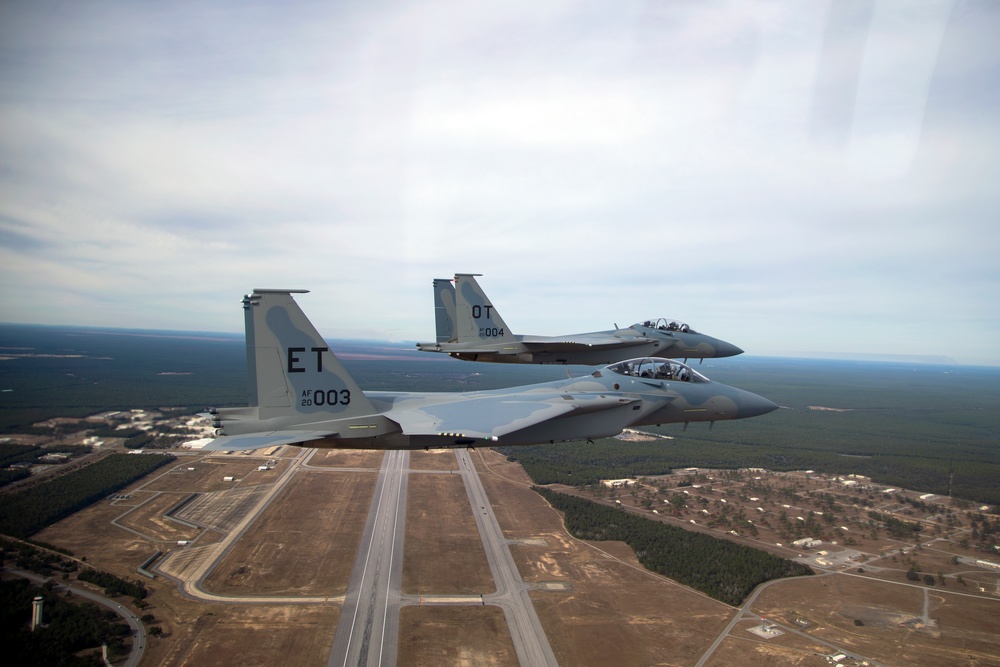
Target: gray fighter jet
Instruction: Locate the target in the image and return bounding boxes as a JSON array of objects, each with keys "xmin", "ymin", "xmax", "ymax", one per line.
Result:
[
  {"xmin": 203, "ymin": 289, "xmax": 776, "ymax": 452},
  {"xmin": 416, "ymin": 274, "xmax": 744, "ymax": 365}
]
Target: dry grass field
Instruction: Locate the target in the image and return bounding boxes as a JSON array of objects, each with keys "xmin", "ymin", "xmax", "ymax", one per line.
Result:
[
  {"xmin": 408, "ymin": 449, "xmax": 460, "ymax": 472},
  {"xmin": 154, "ymin": 604, "xmax": 339, "ymax": 667},
  {"xmin": 753, "ymin": 574, "xmax": 1000, "ymax": 667},
  {"xmin": 307, "ymin": 448, "xmax": 384, "ymax": 468},
  {"xmin": 35, "ymin": 490, "xmax": 163, "ymax": 578},
  {"xmin": 398, "ymin": 606, "xmax": 518, "ymax": 667},
  {"xmin": 701, "ymin": 630, "xmax": 831, "ymax": 667},
  {"xmin": 402, "ymin": 471, "xmax": 494, "ymax": 594},
  {"xmin": 115, "ymin": 491, "xmax": 201, "ymax": 543},
  {"xmin": 473, "ymin": 449, "xmax": 736, "ymax": 667},
  {"xmin": 202, "ymin": 469, "xmax": 375, "ymax": 596}
]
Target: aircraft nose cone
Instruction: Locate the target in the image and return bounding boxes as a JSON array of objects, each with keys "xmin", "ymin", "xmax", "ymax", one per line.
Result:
[
  {"xmin": 714, "ymin": 340, "xmax": 744, "ymax": 357},
  {"xmin": 736, "ymin": 388, "xmax": 779, "ymax": 418}
]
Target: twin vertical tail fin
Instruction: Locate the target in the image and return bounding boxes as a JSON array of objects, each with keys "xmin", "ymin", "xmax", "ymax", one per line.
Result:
[
  {"xmin": 454, "ymin": 274, "xmax": 517, "ymax": 344},
  {"xmin": 241, "ymin": 289, "xmax": 376, "ymax": 421},
  {"xmin": 432, "ymin": 278, "xmax": 457, "ymax": 343}
]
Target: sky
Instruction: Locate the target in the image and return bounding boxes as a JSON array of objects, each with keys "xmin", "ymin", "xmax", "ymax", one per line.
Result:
[{"xmin": 1, "ymin": 0, "xmax": 998, "ymax": 365}]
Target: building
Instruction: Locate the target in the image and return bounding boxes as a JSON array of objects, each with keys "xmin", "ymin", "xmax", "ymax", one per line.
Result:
[{"xmin": 601, "ymin": 478, "xmax": 636, "ymax": 489}]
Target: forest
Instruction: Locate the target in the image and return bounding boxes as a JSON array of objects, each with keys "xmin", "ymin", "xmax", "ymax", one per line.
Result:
[
  {"xmin": 0, "ymin": 578, "xmax": 132, "ymax": 666},
  {"xmin": 534, "ymin": 487, "xmax": 812, "ymax": 605},
  {"xmin": 2, "ymin": 325, "xmax": 998, "ymax": 503},
  {"xmin": 0, "ymin": 453, "xmax": 174, "ymax": 538}
]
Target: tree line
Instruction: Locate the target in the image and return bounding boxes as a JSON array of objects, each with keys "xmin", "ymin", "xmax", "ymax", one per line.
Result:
[
  {"xmin": 0, "ymin": 453, "xmax": 174, "ymax": 538},
  {"xmin": 534, "ymin": 487, "xmax": 812, "ymax": 606},
  {"xmin": 498, "ymin": 433, "xmax": 1000, "ymax": 505},
  {"xmin": 77, "ymin": 568, "xmax": 147, "ymax": 601}
]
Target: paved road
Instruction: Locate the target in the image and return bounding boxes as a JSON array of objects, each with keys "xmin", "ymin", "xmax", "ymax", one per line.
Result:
[
  {"xmin": 693, "ymin": 570, "xmax": 882, "ymax": 667},
  {"xmin": 6, "ymin": 567, "xmax": 147, "ymax": 667},
  {"xmin": 456, "ymin": 449, "xmax": 559, "ymax": 667},
  {"xmin": 327, "ymin": 449, "xmax": 409, "ymax": 667}
]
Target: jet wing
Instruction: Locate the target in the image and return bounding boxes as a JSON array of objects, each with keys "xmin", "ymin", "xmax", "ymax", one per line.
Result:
[
  {"xmin": 388, "ymin": 393, "xmax": 639, "ymax": 441},
  {"xmin": 201, "ymin": 431, "xmax": 330, "ymax": 451}
]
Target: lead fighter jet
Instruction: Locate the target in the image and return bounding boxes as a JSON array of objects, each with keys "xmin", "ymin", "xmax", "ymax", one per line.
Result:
[
  {"xmin": 204, "ymin": 289, "xmax": 776, "ymax": 452},
  {"xmin": 416, "ymin": 274, "xmax": 744, "ymax": 365}
]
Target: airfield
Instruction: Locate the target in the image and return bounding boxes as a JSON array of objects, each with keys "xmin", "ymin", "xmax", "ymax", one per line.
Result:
[{"xmin": 29, "ymin": 439, "xmax": 1000, "ymax": 667}]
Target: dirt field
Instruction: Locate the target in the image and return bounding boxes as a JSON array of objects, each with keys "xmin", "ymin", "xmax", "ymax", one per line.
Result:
[
  {"xmin": 398, "ymin": 605, "xmax": 518, "ymax": 667},
  {"xmin": 203, "ymin": 469, "xmax": 376, "ymax": 596},
  {"xmin": 147, "ymin": 458, "xmax": 268, "ymax": 493},
  {"xmin": 307, "ymin": 448, "xmax": 384, "ymax": 468},
  {"xmin": 473, "ymin": 449, "xmax": 736, "ymax": 667},
  {"xmin": 140, "ymin": 460, "xmax": 228, "ymax": 492},
  {"xmin": 155, "ymin": 604, "xmax": 339, "ymax": 667},
  {"xmin": 35, "ymin": 488, "xmax": 163, "ymax": 581},
  {"xmin": 753, "ymin": 572, "xmax": 1000, "ymax": 666},
  {"xmin": 402, "ymin": 471, "xmax": 494, "ymax": 594},
  {"xmin": 702, "ymin": 632, "xmax": 832, "ymax": 667},
  {"xmin": 115, "ymin": 491, "xmax": 201, "ymax": 543},
  {"xmin": 409, "ymin": 449, "xmax": 460, "ymax": 472}
]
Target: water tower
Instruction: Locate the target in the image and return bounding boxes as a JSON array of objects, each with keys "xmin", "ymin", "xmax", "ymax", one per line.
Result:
[{"xmin": 31, "ymin": 596, "xmax": 43, "ymax": 630}]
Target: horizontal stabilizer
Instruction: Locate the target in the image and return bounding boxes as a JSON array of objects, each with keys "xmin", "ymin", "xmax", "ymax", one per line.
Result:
[{"xmin": 202, "ymin": 431, "xmax": 329, "ymax": 451}]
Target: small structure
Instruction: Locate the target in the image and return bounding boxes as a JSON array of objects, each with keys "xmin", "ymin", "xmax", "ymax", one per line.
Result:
[
  {"xmin": 748, "ymin": 616, "xmax": 783, "ymax": 639},
  {"xmin": 31, "ymin": 596, "xmax": 44, "ymax": 631},
  {"xmin": 223, "ymin": 476, "xmax": 235, "ymax": 482},
  {"xmin": 601, "ymin": 478, "xmax": 636, "ymax": 489}
]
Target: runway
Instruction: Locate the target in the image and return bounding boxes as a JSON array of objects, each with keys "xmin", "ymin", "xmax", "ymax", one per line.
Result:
[
  {"xmin": 326, "ymin": 448, "xmax": 556, "ymax": 666},
  {"xmin": 327, "ymin": 449, "xmax": 409, "ymax": 667},
  {"xmin": 455, "ymin": 449, "xmax": 559, "ymax": 667}
]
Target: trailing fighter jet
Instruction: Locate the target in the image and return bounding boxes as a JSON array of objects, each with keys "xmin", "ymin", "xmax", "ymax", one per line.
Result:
[
  {"xmin": 203, "ymin": 289, "xmax": 776, "ymax": 451},
  {"xmin": 415, "ymin": 274, "xmax": 744, "ymax": 364}
]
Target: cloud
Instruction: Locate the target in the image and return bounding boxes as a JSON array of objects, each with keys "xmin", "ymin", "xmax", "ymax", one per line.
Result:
[{"xmin": 0, "ymin": 0, "xmax": 997, "ymax": 363}]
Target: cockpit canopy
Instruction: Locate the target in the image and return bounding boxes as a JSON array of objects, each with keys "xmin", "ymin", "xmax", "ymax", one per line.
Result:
[
  {"xmin": 637, "ymin": 317, "xmax": 697, "ymax": 334},
  {"xmin": 602, "ymin": 357, "xmax": 709, "ymax": 383}
]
